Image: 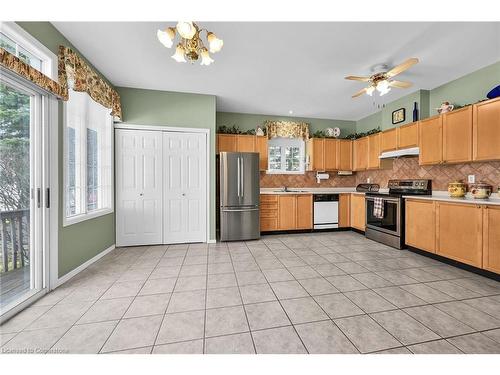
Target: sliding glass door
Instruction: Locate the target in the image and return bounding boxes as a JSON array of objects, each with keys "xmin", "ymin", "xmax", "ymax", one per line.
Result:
[{"xmin": 0, "ymin": 76, "xmax": 46, "ymax": 316}]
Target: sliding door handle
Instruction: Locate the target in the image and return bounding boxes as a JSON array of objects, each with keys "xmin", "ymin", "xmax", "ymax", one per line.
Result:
[{"xmin": 37, "ymin": 188, "xmax": 41, "ymax": 208}]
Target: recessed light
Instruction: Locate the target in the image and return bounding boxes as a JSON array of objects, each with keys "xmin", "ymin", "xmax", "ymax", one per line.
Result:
[{"xmin": 288, "ymin": 110, "xmax": 293, "ymax": 115}]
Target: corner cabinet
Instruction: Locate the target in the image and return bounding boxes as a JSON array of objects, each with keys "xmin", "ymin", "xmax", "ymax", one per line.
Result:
[
  {"xmin": 405, "ymin": 199, "xmax": 436, "ymax": 253},
  {"xmin": 418, "ymin": 116, "xmax": 443, "ymax": 165},
  {"xmin": 442, "ymin": 106, "xmax": 473, "ymax": 164},
  {"xmin": 483, "ymin": 205, "xmax": 500, "ymax": 274},
  {"xmin": 473, "ymin": 97, "xmax": 500, "ymax": 162}
]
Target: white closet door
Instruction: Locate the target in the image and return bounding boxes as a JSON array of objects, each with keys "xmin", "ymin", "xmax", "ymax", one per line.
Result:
[
  {"xmin": 163, "ymin": 132, "xmax": 207, "ymax": 243},
  {"xmin": 116, "ymin": 129, "xmax": 163, "ymax": 246}
]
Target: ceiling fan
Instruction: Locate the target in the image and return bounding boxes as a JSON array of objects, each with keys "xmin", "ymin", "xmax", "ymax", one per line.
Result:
[{"xmin": 345, "ymin": 58, "xmax": 419, "ymax": 98}]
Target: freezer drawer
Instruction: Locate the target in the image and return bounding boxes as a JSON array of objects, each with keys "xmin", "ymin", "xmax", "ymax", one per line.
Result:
[{"xmin": 220, "ymin": 208, "xmax": 260, "ymax": 241}]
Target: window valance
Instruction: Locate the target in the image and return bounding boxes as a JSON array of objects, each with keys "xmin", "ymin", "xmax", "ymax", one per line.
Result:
[
  {"xmin": 58, "ymin": 46, "xmax": 122, "ymax": 121},
  {"xmin": 265, "ymin": 120, "xmax": 310, "ymax": 140},
  {"xmin": 0, "ymin": 47, "xmax": 65, "ymax": 98}
]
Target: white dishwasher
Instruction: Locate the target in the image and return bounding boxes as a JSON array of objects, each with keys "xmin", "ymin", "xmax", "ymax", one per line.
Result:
[{"xmin": 313, "ymin": 194, "xmax": 339, "ymax": 229}]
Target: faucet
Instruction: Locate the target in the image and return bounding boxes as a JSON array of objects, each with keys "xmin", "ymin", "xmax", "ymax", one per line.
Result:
[{"xmin": 282, "ymin": 186, "xmax": 289, "ymax": 192}]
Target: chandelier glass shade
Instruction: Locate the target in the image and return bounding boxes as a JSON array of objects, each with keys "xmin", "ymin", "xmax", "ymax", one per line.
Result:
[{"xmin": 157, "ymin": 22, "xmax": 223, "ymax": 65}]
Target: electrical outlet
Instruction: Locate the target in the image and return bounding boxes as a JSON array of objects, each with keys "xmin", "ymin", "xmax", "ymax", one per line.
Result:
[
  {"xmin": 367, "ymin": 177, "xmax": 371, "ymax": 183},
  {"xmin": 468, "ymin": 175, "xmax": 475, "ymax": 184}
]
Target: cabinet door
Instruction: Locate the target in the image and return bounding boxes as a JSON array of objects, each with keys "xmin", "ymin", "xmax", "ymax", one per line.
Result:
[
  {"xmin": 367, "ymin": 134, "xmax": 381, "ymax": 169},
  {"xmin": 312, "ymin": 139, "xmax": 325, "ymax": 171},
  {"xmin": 353, "ymin": 137, "xmax": 368, "ymax": 171},
  {"xmin": 217, "ymin": 134, "xmax": 237, "ymax": 153},
  {"xmin": 324, "ymin": 139, "xmax": 338, "ymax": 171},
  {"xmin": 483, "ymin": 205, "xmax": 500, "ymax": 274},
  {"xmin": 237, "ymin": 135, "xmax": 256, "ymax": 152},
  {"xmin": 436, "ymin": 202, "xmax": 482, "ymax": 268},
  {"xmin": 419, "ymin": 116, "xmax": 443, "ymax": 165},
  {"xmin": 278, "ymin": 195, "xmax": 297, "ymax": 230},
  {"xmin": 296, "ymin": 195, "xmax": 313, "ymax": 229},
  {"xmin": 443, "ymin": 106, "xmax": 473, "ymax": 163},
  {"xmin": 380, "ymin": 128, "xmax": 398, "ymax": 152},
  {"xmin": 339, "ymin": 194, "xmax": 351, "ymax": 228},
  {"xmin": 350, "ymin": 194, "xmax": 366, "ymax": 231},
  {"xmin": 337, "ymin": 139, "xmax": 353, "ymax": 170},
  {"xmin": 255, "ymin": 136, "xmax": 268, "ymax": 171},
  {"xmin": 398, "ymin": 122, "xmax": 418, "ymax": 149},
  {"xmin": 405, "ymin": 199, "xmax": 436, "ymax": 253},
  {"xmin": 473, "ymin": 97, "xmax": 500, "ymax": 161}
]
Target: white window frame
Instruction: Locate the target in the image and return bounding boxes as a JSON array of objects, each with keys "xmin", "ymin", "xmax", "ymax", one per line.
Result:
[
  {"xmin": 63, "ymin": 90, "xmax": 114, "ymax": 227},
  {"xmin": 0, "ymin": 22, "xmax": 58, "ymax": 80},
  {"xmin": 266, "ymin": 137, "xmax": 306, "ymax": 175}
]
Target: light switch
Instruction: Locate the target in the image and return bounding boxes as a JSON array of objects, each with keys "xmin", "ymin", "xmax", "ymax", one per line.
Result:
[{"xmin": 468, "ymin": 175, "xmax": 475, "ymax": 184}]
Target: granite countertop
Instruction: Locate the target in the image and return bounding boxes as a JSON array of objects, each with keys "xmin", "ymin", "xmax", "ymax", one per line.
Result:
[
  {"xmin": 259, "ymin": 187, "xmax": 375, "ymax": 195},
  {"xmin": 403, "ymin": 191, "xmax": 500, "ymax": 206}
]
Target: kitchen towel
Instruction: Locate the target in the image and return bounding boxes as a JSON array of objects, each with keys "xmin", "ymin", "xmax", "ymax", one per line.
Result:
[{"xmin": 373, "ymin": 197, "xmax": 384, "ymax": 219}]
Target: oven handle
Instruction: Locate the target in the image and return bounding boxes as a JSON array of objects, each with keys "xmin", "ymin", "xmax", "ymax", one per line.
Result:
[{"xmin": 365, "ymin": 196, "xmax": 400, "ymax": 203}]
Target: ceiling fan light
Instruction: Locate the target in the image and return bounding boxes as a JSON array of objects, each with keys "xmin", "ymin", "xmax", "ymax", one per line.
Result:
[
  {"xmin": 176, "ymin": 21, "xmax": 196, "ymax": 39},
  {"xmin": 376, "ymin": 80, "xmax": 390, "ymax": 93},
  {"xmin": 157, "ymin": 27, "xmax": 175, "ymax": 48},
  {"xmin": 171, "ymin": 44, "xmax": 186, "ymax": 63},
  {"xmin": 366, "ymin": 86, "xmax": 375, "ymax": 96},
  {"xmin": 207, "ymin": 32, "xmax": 224, "ymax": 53},
  {"xmin": 200, "ymin": 48, "xmax": 214, "ymax": 66},
  {"xmin": 379, "ymin": 86, "xmax": 391, "ymax": 96}
]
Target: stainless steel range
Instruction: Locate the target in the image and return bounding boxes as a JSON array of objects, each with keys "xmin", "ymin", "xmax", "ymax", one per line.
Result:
[{"xmin": 365, "ymin": 179, "xmax": 431, "ymax": 249}]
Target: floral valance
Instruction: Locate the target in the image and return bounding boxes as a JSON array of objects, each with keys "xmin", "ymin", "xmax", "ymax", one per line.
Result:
[
  {"xmin": 58, "ymin": 46, "xmax": 122, "ymax": 121},
  {"xmin": 0, "ymin": 48, "xmax": 65, "ymax": 98},
  {"xmin": 265, "ymin": 120, "xmax": 310, "ymax": 140}
]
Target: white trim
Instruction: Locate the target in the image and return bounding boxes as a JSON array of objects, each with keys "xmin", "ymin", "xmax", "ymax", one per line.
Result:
[
  {"xmin": 0, "ymin": 289, "xmax": 47, "ymax": 324},
  {"xmin": 52, "ymin": 244, "xmax": 115, "ymax": 289},
  {"xmin": 0, "ymin": 22, "xmax": 58, "ymax": 80},
  {"xmin": 64, "ymin": 207, "xmax": 114, "ymax": 227},
  {"xmin": 48, "ymin": 98, "xmax": 59, "ymax": 288},
  {"xmin": 114, "ymin": 123, "xmax": 212, "ymax": 244},
  {"xmin": 207, "ymin": 239, "xmax": 216, "ymax": 244}
]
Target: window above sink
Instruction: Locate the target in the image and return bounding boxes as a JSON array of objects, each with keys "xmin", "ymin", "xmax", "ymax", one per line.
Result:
[{"xmin": 266, "ymin": 137, "xmax": 305, "ymax": 174}]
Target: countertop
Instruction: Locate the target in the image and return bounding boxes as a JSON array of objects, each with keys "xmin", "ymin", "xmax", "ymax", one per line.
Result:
[
  {"xmin": 403, "ymin": 191, "xmax": 500, "ymax": 206},
  {"xmin": 259, "ymin": 187, "xmax": 380, "ymax": 195}
]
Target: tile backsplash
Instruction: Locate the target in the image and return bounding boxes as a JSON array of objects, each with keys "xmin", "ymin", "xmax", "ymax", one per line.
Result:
[{"xmin": 260, "ymin": 157, "xmax": 500, "ymax": 191}]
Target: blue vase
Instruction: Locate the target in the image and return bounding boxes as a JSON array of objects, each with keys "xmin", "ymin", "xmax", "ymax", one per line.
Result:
[{"xmin": 413, "ymin": 102, "xmax": 419, "ymax": 121}]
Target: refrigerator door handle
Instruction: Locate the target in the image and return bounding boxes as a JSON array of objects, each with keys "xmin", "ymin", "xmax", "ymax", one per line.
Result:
[
  {"xmin": 236, "ymin": 156, "xmax": 241, "ymax": 198},
  {"xmin": 240, "ymin": 156, "xmax": 244, "ymax": 198}
]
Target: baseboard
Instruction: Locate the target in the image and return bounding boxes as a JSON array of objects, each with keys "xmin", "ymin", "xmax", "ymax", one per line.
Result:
[
  {"xmin": 207, "ymin": 239, "xmax": 217, "ymax": 244},
  {"xmin": 52, "ymin": 244, "xmax": 116, "ymax": 289}
]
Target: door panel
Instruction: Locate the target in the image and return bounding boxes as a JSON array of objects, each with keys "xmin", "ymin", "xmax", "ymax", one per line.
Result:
[
  {"xmin": 473, "ymin": 98, "xmax": 500, "ymax": 161},
  {"xmin": 240, "ymin": 153, "xmax": 260, "ymax": 207},
  {"xmin": 116, "ymin": 130, "xmax": 163, "ymax": 246},
  {"xmin": 405, "ymin": 199, "xmax": 436, "ymax": 253},
  {"xmin": 220, "ymin": 209, "xmax": 259, "ymax": 241},
  {"xmin": 163, "ymin": 132, "xmax": 207, "ymax": 243},
  {"xmin": 419, "ymin": 116, "xmax": 443, "ymax": 165},
  {"xmin": 443, "ymin": 106, "xmax": 472, "ymax": 163},
  {"xmin": 220, "ymin": 152, "xmax": 241, "ymax": 208},
  {"xmin": 483, "ymin": 206, "xmax": 500, "ymax": 274}
]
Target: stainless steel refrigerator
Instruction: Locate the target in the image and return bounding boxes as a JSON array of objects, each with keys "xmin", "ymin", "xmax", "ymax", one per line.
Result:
[{"xmin": 219, "ymin": 152, "xmax": 260, "ymax": 241}]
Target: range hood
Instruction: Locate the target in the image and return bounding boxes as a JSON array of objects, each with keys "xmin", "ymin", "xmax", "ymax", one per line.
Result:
[{"xmin": 379, "ymin": 147, "xmax": 419, "ymax": 159}]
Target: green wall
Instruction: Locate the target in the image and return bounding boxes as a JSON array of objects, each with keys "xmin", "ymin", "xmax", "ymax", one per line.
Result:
[
  {"xmin": 17, "ymin": 22, "xmax": 115, "ymax": 277},
  {"xmin": 117, "ymin": 87, "xmax": 217, "ymax": 241},
  {"xmin": 356, "ymin": 60, "xmax": 500, "ymax": 132},
  {"xmin": 216, "ymin": 112, "xmax": 356, "ymax": 137}
]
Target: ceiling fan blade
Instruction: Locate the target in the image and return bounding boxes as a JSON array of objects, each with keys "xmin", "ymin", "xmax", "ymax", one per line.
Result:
[
  {"xmin": 345, "ymin": 75, "xmax": 371, "ymax": 82},
  {"xmin": 352, "ymin": 88, "xmax": 367, "ymax": 98},
  {"xmin": 389, "ymin": 80, "xmax": 413, "ymax": 88},
  {"xmin": 386, "ymin": 58, "xmax": 419, "ymax": 78}
]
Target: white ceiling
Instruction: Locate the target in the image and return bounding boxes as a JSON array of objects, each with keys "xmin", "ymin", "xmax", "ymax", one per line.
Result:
[{"xmin": 52, "ymin": 22, "xmax": 500, "ymax": 120}]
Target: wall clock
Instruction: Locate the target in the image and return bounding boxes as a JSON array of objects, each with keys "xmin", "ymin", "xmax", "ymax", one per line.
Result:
[{"xmin": 392, "ymin": 108, "xmax": 406, "ymax": 124}]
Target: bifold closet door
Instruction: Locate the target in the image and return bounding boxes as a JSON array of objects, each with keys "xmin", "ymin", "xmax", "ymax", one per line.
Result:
[
  {"xmin": 163, "ymin": 132, "xmax": 207, "ymax": 243},
  {"xmin": 116, "ymin": 129, "xmax": 163, "ymax": 246}
]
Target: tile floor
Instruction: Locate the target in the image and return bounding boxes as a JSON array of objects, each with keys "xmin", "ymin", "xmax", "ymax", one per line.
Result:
[{"xmin": 2, "ymin": 231, "xmax": 500, "ymax": 354}]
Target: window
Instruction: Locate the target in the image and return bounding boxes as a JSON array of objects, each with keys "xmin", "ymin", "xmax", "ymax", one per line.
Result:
[
  {"xmin": 0, "ymin": 22, "xmax": 57, "ymax": 79},
  {"xmin": 267, "ymin": 137, "xmax": 305, "ymax": 174},
  {"xmin": 64, "ymin": 89, "xmax": 113, "ymax": 225}
]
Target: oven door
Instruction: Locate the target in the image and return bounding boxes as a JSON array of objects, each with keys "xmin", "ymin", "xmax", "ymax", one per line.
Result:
[{"xmin": 365, "ymin": 196, "xmax": 401, "ymax": 236}]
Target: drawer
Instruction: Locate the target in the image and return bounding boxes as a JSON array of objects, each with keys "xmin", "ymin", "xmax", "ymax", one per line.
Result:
[
  {"xmin": 260, "ymin": 210, "xmax": 278, "ymax": 218},
  {"xmin": 261, "ymin": 217, "xmax": 278, "ymax": 231},
  {"xmin": 261, "ymin": 203, "xmax": 278, "ymax": 210},
  {"xmin": 260, "ymin": 195, "xmax": 278, "ymax": 202}
]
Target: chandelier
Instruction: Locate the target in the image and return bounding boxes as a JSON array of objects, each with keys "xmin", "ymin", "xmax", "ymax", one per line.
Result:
[{"xmin": 157, "ymin": 21, "xmax": 223, "ymax": 66}]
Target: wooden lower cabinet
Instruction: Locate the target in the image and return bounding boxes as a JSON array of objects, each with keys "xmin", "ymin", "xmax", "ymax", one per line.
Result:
[
  {"xmin": 405, "ymin": 199, "xmax": 436, "ymax": 253},
  {"xmin": 350, "ymin": 194, "xmax": 366, "ymax": 231},
  {"xmin": 436, "ymin": 202, "xmax": 483, "ymax": 268},
  {"xmin": 339, "ymin": 194, "xmax": 351, "ymax": 228},
  {"xmin": 260, "ymin": 195, "xmax": 278, "ymax": 231},
  {"xmin": 483, "ymin": 205, "xmax": 500, "ymax": 274},
  {"xmin": 278, "ymin": 195, "xmax": 297, "ymax": 230},
  {"xmin": 296, "ymin": 195, "xmax": 313, "ymax": 229}
]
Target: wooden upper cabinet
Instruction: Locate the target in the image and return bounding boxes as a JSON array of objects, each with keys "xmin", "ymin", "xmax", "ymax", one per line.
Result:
[
  {"xmin": 483, "ymin": 205, "xmax": 500, "ymax": 274},
  {"xmin": 307, "ymin": 138, "xmax": 325, "ymax": 171},
  {"xmin": 237, "ymin": 135, "xmax": 256, "ymax": 152},
  {"xmin": 350, "ymin": 193, "xmax": 366, "ymax": 231},
  {"xmin": 217, "ymin": 134, "xmax": 237, "ymax": 153},
  {"xmin": 278, "ymin": 195, "xmax": 297, "ymax": 230},
  {"xmin": 419, "ymin": 115, "xmax": 443, "ymax": 165},
  {"xmin": 380, "ymin": 128, "xmax": 398, "ymax": 152},
  {"xmin": 367, "ymin": 133, "xmax": 381, "ymax": 169},
  {"xmin": 398, "ymin": 122, "xmax": 418, "ymax": 149},
  {"xmin": 296, "ymin": 195, "xmax": 313, "ymax": 230},
  {"xmin": 473, "ymin": 97, "xmax": 500, "ymax": 162},
  {"xmin": 323, "ymin": 139, "xmax": 338, "ymax": 171},
  {"xmin": 442, "ymin": 106, "xmax": 473, "ymax": 163},
  {"xmin": 338, "ymin": 194, "xmax": 351, "ymax": 228},
  {"xmin": 255, "ymin": 136, "xmax": 268, "ymax": 171},
  {"xmin": 353, "ymin": 137, "xmax": 368, "ymax": 171},
  {"xmin": 337, "ymin": 139, "xmax": 353, "ymax": 171},
  {"xmin": 436, "ymin": 202, "xmax": 483, "ymax": 268},
  {"xmin": 405, "ymin": 199, "xmax": 436, "ymax": 253}
]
